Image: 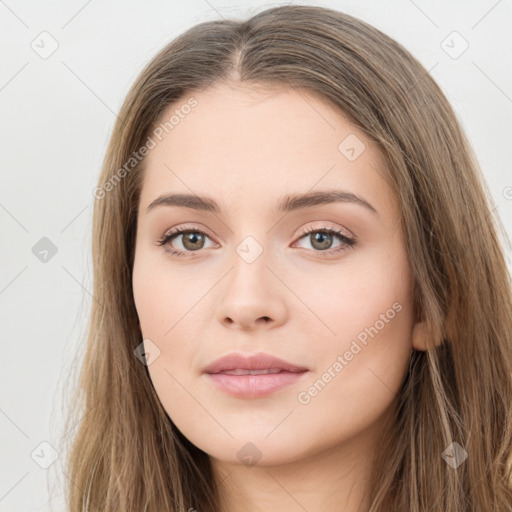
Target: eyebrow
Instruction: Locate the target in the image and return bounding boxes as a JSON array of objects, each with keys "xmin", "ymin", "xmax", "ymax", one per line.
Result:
[{"xmin": 146, "ymin": 189, "xmax": 378, "ymax": 215}]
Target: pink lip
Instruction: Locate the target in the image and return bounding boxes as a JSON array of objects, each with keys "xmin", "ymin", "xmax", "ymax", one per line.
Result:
[
  {"xmin": 203, "ymin": 352, "xmax": 309, "ymax": 373},
  {"xmin": 202, "ymin": 352, "xmax": 310, "ymax": 399}
]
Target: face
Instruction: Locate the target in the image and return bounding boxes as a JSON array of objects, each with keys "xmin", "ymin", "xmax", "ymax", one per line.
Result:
[{"xmin": 132, "ymin": 82, "xmax": 419, "ymax": 467}]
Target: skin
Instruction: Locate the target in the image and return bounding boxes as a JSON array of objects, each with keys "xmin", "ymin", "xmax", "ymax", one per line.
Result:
[{"xmin": 132, "ymin": 81, "xmax": 428, "ymax": 512}]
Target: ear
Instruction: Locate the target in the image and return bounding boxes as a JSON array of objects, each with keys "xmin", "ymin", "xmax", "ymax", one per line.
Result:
[
  {"xmin": 411, "ymin": 319, "xmax": 429, "ymax": 351},
  {"xmin": 411, "ymin": 316, "xmax": 444, "ymax": 351}
]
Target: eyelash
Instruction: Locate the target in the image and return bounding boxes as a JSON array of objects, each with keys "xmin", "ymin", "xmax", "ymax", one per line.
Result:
[{"xmin": 155, "ymin": 224, "xmax": 356, "ymax": 258}]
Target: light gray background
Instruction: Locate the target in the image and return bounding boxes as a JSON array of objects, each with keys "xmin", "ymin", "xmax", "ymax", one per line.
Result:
[{"xmin": 1, "ymin": 0, "xmax": 511, "ymax": 510}]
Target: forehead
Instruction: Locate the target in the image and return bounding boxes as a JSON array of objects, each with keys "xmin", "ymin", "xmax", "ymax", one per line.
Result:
[{"xmin": 138, "ymin": 82, "xmax": 396, "ymax": 220}]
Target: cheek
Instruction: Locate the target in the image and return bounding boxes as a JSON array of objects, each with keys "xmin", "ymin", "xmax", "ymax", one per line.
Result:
[
  {"xmin": 132, "ymin": 250, "xmax": 205, "ymax": 386},
  {"xmin": 296, "ymin": 245, "xmax": 414, "ymax": 426},
  {"xmin": 293, "ymin": 237, "xmax": 413, "ymax": 351},
  {"xmin": 132, "ymin": 245, "xmax": 190, "ymax": 337},
  {"xmin": 132, "ymin": 262, "xmax": 204, "ymax": 434}
]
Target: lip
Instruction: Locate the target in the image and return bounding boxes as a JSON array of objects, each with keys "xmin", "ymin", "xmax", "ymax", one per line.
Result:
[
  {"xmin": 203, "ymin": 352, "xmax": 310, "ymax": 399},
  {"xmin": 203, "ymin": 352, "xmax": 310, "ymax": 374}
]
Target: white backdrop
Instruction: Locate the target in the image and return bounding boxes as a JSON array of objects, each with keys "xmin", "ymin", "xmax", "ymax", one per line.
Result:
[{"xmin": 1, "ymin": 0, "xmax": 511, "ymax": 510}]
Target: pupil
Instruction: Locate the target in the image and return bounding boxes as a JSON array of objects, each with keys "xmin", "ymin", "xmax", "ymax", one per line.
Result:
[
  {"xmin": 185, "ymin": 232, "xmax": 203, "ymax": 250},
  {"xmin": 313, "ymin": 232, "xmax": 331, "ymax": 250}
]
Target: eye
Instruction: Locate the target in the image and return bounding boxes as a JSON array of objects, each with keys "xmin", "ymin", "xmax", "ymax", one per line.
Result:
[
  {"xmin": 155, "ymin": 225, "xmax": 214, "ymax": 257},
  {"xmin": 292, "ymin": 225, "xmax": 356, "ymax": 257},
  {"xmin": 155, "ymin": 224, "xmax": 356, "ymax": 258}
]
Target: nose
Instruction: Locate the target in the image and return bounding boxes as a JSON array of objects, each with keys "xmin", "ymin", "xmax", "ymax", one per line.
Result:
[{"xmin": 216, "ymin": 249, "xmax": 288, "ymax": 331}]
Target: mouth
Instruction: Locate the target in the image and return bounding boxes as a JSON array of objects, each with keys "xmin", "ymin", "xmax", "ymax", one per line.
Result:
[{"xmin": 203, "ymin": 352, "xmax": 310, "ymax": 398}]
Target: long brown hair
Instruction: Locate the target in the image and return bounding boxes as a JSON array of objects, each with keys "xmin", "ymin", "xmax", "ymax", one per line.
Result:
[{"xmin": 62, "ymin": 4, "xmax": 512, "ymax": 510}]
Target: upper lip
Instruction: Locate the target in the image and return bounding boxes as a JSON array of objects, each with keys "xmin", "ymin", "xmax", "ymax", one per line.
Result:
[{"xmin": 203, "ymin": 352, "xmax": 309, "ymax": 374}]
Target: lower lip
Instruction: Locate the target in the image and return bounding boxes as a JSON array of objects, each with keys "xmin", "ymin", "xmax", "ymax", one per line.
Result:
[{"xmin": 205, "ymin": 370, "xmax": 310, "ymax": 398}]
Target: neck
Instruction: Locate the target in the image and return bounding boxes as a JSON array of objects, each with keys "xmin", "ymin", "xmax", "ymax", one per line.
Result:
[{"xmin": 210, "ymin": 416, "xmax": 389, "ymax": 512}]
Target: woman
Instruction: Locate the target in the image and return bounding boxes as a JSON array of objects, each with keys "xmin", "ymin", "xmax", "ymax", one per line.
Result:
[{"xmin": 63, "ymin": 4, "xmax": 512, "ymax": 511}]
